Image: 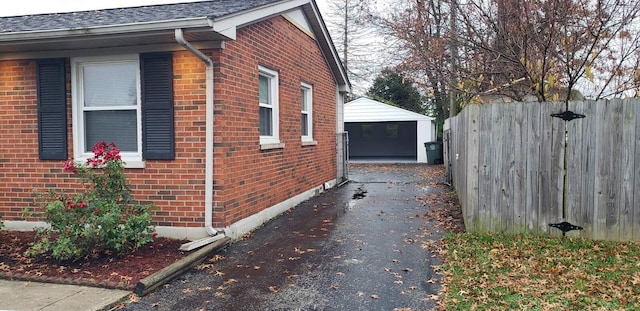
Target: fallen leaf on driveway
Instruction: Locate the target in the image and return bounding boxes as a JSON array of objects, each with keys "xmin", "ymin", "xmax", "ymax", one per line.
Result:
[{"xmin": 127, "ymin": 293, "xmax": 140, "ymax": 303}]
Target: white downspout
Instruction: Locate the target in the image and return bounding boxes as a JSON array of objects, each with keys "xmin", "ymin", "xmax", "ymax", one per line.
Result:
[{"xmin": 175, "ymin": 28, "xmax": 224, "ymax": 250}]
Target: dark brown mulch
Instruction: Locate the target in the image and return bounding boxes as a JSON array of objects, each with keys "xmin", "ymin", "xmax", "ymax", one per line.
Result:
[{"xmin": 0, "ymin": 231, "xmax": 189, "ymax": 290}]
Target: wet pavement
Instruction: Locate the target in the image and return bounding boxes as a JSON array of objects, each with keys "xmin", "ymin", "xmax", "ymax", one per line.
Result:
[{"xmin": 122, "ymin": 164, "xmax": 447, "ymax": 311}]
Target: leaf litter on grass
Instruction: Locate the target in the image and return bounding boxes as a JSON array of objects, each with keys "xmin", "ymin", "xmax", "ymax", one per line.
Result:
[{"xmin": 438, "ymin": 232, "xmax": 640, "ymax": 310}]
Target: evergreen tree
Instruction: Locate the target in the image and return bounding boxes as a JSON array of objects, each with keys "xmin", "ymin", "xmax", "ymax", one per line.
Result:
[{"xmin": 367, "ymin": 69, "xmax": 425, "ymax": 114}]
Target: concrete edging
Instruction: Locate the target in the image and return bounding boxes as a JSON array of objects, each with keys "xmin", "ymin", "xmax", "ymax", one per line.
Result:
[{"xmin": 133, "ymin": 237, "xmax": 231, "ymax": 296}]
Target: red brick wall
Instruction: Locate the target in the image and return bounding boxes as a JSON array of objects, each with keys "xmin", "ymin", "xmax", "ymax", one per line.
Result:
[
  {"xmin": 211, "ymin": 16, "xmax": 337, "ymax": 227},
  {"xmin": 0, "ymin": 60, "xmax": 39, "ymax": 221},
  {"xmin": 0, "ymin": 15, "xmax": 337, "ymax": 229},
  {"xmin": 0, "ymin": 54, "xmax": 209, "ymax": 228}
]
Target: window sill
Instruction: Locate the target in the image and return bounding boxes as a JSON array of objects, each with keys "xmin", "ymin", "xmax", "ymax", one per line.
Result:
[
  {"xmin": 260, "ymin": 143, "xmax": 285, "ymax": 150},
  {"xmin": 74, "ymin": 157, "xmax": 146, "ymax": 169},
  {"xmin": 301, "ymin": 140, "xmax": 318, "ymax": 146},
  {"xmin": 122, "ymin": 160, "xmax": 146, "ymax": 169}
]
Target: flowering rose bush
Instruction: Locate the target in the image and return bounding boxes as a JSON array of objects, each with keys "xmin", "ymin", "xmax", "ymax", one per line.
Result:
[{"xmin": 28, "ymin": 142, "xmax": 155, "ymax": 261}]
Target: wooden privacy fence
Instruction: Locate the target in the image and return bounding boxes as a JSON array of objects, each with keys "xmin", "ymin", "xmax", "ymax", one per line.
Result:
[{"xmin": 445, "ymin": 99, "xmax": 640, "ymax": 241}]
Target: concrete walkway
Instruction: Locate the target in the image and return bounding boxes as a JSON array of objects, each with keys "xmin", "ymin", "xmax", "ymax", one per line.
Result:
[{"xmin": 0, "ymin": 279, "xmax": 129, "ymax": 311}]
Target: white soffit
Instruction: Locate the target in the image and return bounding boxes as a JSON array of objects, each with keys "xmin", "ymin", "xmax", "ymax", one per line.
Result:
[{"xmin": 283, "ymin": 8, "xmax": 314, "ymax": 38}]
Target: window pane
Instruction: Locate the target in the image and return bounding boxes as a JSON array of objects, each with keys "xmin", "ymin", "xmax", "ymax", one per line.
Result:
[
  {"xmin": 83, "ymin": 62, "xmax": 137, "ymax": 107},
  {"xmin": 386, "ymin": 123, "xmax": 399, "ymax": 138},
  {"xmin": 302, "ymin": 114, "xmax": 308, "ymax": 136},
  {"xmin": 301, "ymin": 89, "xmax": 308, "ymax": 111},
  {"xmin": 259, "ymin": 75, "xmax": 270, "ymax": 105},
  {"xmin": 362, "ymin": 124, "xmax": 374, "ymax": 138},
  {"xmin": 260, "ymin": 106, "xmax": 272, "ymax": 136},
  {"xmin": 85, "ymin": 110, "xmax": 138, "ymax": 152}
]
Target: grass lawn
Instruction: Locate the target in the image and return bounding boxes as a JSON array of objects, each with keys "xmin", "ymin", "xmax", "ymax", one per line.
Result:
[{"xmin": 439, "ymin": 233, "xmax": 640, "ymax": 310}]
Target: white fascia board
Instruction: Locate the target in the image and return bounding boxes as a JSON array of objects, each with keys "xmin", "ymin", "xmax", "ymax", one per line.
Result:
[
  {"xmin": 0, "ymin": 17, "xmax": 213, "ymax": 42},
  {"xmin": 209, "ymin": 0, "xmax": 308, "ymax": 40}
]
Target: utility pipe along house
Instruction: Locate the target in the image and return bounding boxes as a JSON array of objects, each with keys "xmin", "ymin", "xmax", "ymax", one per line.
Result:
[{"xmin": 0, "ymin": 0, "xmax": 350, "ymax": 246}]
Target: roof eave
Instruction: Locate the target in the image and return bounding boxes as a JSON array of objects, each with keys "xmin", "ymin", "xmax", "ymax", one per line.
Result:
[
  {"xmin": 0, "ymin": 17, "xmax": 214, "ymax": 43},
  {"xmin": 0, "ymin": 0, "xmax": 352, "ymax": 92}
]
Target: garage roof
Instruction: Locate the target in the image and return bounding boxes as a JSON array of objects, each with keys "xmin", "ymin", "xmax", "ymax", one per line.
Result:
[{"xmin": 344, "ymin": 97, "xmax": 434, "ymax": 122}]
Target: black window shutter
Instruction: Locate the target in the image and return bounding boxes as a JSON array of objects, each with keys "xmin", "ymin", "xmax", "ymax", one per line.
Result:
[
  {"xmin": 37, "ymin": 59, "xmax": 67, "ymax": 160},
  {"xmin": 141, "ymin": 53, "xmax": 175, "ymax": 160}
]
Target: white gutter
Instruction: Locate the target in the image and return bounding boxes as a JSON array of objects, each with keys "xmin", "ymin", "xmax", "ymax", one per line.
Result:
[
  {"xmin": 175, "ymin": 28, "xmax": 224, "ymax": 251},
  {"xmin": 0, "ymin": 18, "xmax": 213, "ymax": 42}
]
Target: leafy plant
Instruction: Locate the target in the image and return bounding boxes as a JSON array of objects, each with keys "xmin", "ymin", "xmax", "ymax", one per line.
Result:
[
  {"xmin": 0, "ymin": 216, "xmax": 4, "ymax": 230},
  {"xmin": 28, "ymin": 142, "xmax": 155, "ymax": 261}
]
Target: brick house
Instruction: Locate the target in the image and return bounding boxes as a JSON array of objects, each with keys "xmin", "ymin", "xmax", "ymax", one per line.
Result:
[{"xmin": 0, "ymin": 0, "xmax": 350, "ymax": 245}]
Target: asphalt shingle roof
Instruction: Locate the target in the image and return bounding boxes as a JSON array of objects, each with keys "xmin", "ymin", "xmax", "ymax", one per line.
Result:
[{"xmin": 0, "ymin": 0, "xmax": 282, "ymax": 33}]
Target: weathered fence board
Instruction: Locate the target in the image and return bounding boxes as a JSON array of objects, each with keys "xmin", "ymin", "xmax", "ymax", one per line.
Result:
[
  {"xmin": 491, "ymin": 106, "xmax": 506, "ymax": 231},
  {"xmin": 513, "ymin": 103, "xmax": 526, "ymax": 232},
  {"xmin": 634, "ymin": 100, "xmax": 640, "ymax": 240},
  {"xmin": 525, "ymin": 103, "xmax": 541, "ymax": 233},
  {"xmin": 477, "ymin": 103, "xmax": 493, "ymax": 232},
  {"xmin": 620, "ymin": 100, "xmax": 635, "ymax": 241},
  {"xmin": 567, "ymin": 100, "xmax": 591, "ymax": 237},
  {"xmin": 466, "ymin": 104, "xmax": 480, "ymax": 230},
  {"xmin": 565, "ymin": 101, "xmax": 580, "ymax": 235},
  {"xmin": 447, "ymin": 99, "xmax": 640, "ymax": 241},
  {"xmin": 542, "ymin": 103, "xmax": 566, "ymax": 236}
]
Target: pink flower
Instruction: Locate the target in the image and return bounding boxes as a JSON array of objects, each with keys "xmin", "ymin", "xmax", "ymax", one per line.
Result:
[
  {"xmin": 63, "ymin": 160, "xmax": 77, "ymax": 174},
  {"xmin": 67, "ymin": 200, "xmax": 75, "ymax": 209},
  {"xmin": 94, "ymin": 208, "xmax": 100, "ymax": 214},
  {"xmin": 86, "ymin": 157, "xmax": 104, "ymax": 168},
  {"xmin": 92, "ymin": 141, "xmax": 108, "ymax": 157},
  {"xmin": 104, "ymin": 148, "xmax": 121, "ymax": 161},
  {"xmin": 77, "ymin": 201, "xmax": 87, "ymax": 208},
  {"xmin": 151, "ymin": 232, "xmax": 158, "ymax": 238}
]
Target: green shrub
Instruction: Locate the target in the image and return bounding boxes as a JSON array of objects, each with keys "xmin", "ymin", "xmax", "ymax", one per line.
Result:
[{"xmin": 28, "ymin": 142, "xmax": 155, "ymax": 261}]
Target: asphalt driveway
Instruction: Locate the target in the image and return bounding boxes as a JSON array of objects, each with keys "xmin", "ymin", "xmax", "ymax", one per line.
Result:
[{"xmin": 122, "ymin": 164, "xmax": 449, "ymax": 311}]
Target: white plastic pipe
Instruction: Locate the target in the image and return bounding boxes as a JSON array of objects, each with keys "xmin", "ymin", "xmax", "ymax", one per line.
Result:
[{"xmin": 175, "ymin": 28, "xmax": 218, "ymax": 237}]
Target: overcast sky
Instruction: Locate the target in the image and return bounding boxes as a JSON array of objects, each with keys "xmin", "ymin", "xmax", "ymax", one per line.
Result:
[{"xmin": 0, "ymin": 0, "xmax": 329, "ymax": 17}]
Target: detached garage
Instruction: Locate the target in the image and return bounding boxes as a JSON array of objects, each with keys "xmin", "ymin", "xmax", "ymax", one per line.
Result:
[{"xmin": 345, "ymin": 98, "xmax": 435, "ymax": 163}]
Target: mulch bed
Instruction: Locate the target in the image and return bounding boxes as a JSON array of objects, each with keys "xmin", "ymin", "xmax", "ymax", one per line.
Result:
[{"xmin": 0, "ymin": 230, "xmax": 189, "ymax": 290}]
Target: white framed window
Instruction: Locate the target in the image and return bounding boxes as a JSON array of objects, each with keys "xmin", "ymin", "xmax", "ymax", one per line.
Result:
[
  {"xmin": 258, "ymin": 66, "xmax": 280, "ymax": 145},
  {"xmin": 301, "ymin": 82, "xmax": 313, "ymax": 142},
  {"xmin": 71, "ymin": 55, "xmax": 144, "ymax": 168}
]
